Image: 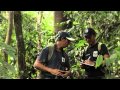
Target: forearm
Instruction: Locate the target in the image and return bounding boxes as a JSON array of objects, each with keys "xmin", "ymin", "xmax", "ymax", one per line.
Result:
[
  {"xmin": 34, "ymin": 59, "xmax": 52, "ymax": 73},
  {"xmin": 102, "ymin": 54, "xmax": 110, "ymax": 65}
]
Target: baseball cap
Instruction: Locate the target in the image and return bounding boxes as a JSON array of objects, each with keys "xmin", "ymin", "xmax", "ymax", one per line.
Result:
[
  {"xmin": 84, "ymin": 28, "xmax": 96, "ymax": 38},
  {"xmin": 56, "ymin": 31, "xmax": 75, "ymax": 41}
]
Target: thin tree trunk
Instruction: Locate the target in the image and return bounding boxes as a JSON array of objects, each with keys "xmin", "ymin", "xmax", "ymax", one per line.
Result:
[
  {"xmin": 14, "ymin": 11, "xmax": 26, "ymax": 79},
  {"xmin": 54, "ymin": 11, "xmax": 72, "ymax": 34},
  {"xmin": 36, "ymin": 11, "xmax": 43, "ymax": 52},
  {"xmin": 54, "ymin": 11, "xmax": 64, "ymax": 33},
  {"xmin": 4, "ymin": 11, "xmax": 14, "ymax": 62}
]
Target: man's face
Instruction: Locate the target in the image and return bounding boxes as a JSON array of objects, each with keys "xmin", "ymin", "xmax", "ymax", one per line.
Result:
[
  {"xmin": 61, "ymin": 39, "xmax": 71, "ymax": 48},
  {"xmin": 85, "ymin": 35, "xmax": 95, "ymax": 45}
]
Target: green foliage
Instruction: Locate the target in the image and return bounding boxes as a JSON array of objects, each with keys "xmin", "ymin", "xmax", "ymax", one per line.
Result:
[
  {"xmin": 71, "ymin": 60, "xmax": 85, "ymax": 79},
  {"xmin": 40, "ymin": 11, "xmax": 54, "ymax": 47},
  {"xmin": 95, "ymin": 55, "xmax": 103, "ymax": 68},
  {"xmin": 1, "ymin": 11, "xmax": 120, "ymax": 79},
  {"xmin": 21, "ymin": 11, "xmax": 54, "ymax": 79},
  {"xmin": 104, "ymin": 46, "xmax": 120, "ymax": 79},
  {"xmin": 66, "ymin": 39, "xmax": 87, "ymax": 79},
  {"xmin": 64, "ymin": 11, "xmax": 120, "ymax": 79},
  {"xmin": 0, "ymin": 42, "xmax": 18, "ymax": 79},
  {"xmin": 0, "ymin": 59, "xmax": 18, "ymax": 79},
  {"xmin": 64, "ymin": 11, "xmax": 120, "ymax": 49},
  {"xmin": 0, "ymin": 42, "xmax": 16, "ymax": 58},
  {"xmin": 0, "ymin": 12, "xmax": 8, "ymax": 42},
  {"xmin": 75, "ymin": 40, "xmax": 87, "ymax": 49}
]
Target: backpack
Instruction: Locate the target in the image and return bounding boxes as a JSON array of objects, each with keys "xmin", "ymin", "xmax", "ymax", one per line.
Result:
[
  {"xmin": 36, "ymin": 45, "xmax": 55, "ymax": 79},
  {"xmin": 47, "ymin": 45, "xmax": 55, "ymax": 61},
  {"xmin": 98, "ymin": 42, "xmax": 102, "ymax": 52}
]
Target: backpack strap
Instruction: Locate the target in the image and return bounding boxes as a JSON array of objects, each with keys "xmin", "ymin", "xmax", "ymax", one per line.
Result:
[
  {"xmin": 98, "ymin": 42, "xmax": 102, "ymax": 52},
  {"xmin": 48, "ymin": 45, "xmax": 55, "ymax": 61}
]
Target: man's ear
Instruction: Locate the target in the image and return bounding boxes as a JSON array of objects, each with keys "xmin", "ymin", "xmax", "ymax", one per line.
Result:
[
  {"xmin": 91, "ymin": 35, "xmax": 95, "ymax": 38},
  {"xmin": 93, "ymin": 34, "xmax": 96, "ymax": 37}
]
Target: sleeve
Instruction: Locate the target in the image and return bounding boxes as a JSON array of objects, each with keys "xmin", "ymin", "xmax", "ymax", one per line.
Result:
[
  {"xmin": 100, "ymin": 44, "xmax": 109, "ymax": 55},
  {"xmin": 37, "ymin": 47, "xmax": 49, "ymax": 63}
]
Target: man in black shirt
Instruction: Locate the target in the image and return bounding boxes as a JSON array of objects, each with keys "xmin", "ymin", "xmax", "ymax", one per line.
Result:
[
  {"xmin": 81, "ymin": 28, "xmax": 110, "ymax": 79},
  {"xmin": 34, "ymin": 31, "xmax": 75, "ymax": 79}
]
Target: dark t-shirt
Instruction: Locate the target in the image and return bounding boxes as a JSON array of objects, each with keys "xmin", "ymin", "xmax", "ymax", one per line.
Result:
[
  {"xmin": 82, "ymin": 42, "xmax": 109, "ymax": 77},
  {"xmin": 37, "ymin": 45, "xmax": 70, "ymax": 78}
]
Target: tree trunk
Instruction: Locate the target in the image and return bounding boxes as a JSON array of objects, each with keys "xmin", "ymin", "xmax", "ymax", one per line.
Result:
[
  {"xmin": 54, "ymin": 11, "xmax": 64, "ymax": 33},
  {"xmin": 4, "ymin": 11, "xmax": 14, "ymax": 62},
  {"xmin": 14, "ymin": 11, "xmax": 26, "ymax": 79},
  {"xmin": 54, "ymin": 11, "xmax": 72, "ymax": 34},
  {"xmin": 36, "ymin": 11, "xmax": 43, "ymax": 52}
]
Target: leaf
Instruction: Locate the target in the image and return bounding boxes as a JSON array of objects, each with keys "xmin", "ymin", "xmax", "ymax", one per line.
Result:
[
  {"xmin": 75, "ymin": 40, "xmax": 87, "ymax": 48},
  {"xmin": 0, "ymin": 41, "xmax": 16, "ymax": 58},
  {"xmin": 95, "ymin": 55, "xmax": 103, "ymax": 68},
  {"xmin": 105, "ymin": 58, "xmax": 112, "ymax": 68},
  {"xmin": 0, "ymin": 58, "xmax": 18, "ymax": 79}
]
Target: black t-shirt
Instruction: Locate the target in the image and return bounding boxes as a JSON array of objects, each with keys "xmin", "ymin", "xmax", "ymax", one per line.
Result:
[
  {"xmin": 82, "ymin": 42, "xmax": 109, "ymax": 77},
  {"xmin": 37, "ymin": 45, "xmax": 70, "ymax": 78}
]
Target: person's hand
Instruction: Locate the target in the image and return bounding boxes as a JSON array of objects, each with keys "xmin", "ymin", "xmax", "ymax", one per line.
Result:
[
  {"xmin": 61, "ymin": 71, "xmax": 71, "ymax": 78},
  {"xmin": 49, "ymin": 69, "xmax": 64, "ymax": 76},
  {"xmin": 82, "ymin": 60, "xmax": 95, "ymax": 66}
]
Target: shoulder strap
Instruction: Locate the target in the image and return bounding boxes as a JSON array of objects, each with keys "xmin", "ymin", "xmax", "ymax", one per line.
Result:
[
  {"xmin": 48, "ymin": 45, "xmax": 54, "ymax": 61},
  {"xmin": 98, "ymin": 42, "xmax": 102, "ymax": 52}
]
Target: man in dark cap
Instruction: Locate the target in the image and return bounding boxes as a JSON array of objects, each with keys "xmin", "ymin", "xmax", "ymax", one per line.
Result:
[
  {"xmin": 81, "ymin": 28, "xmax": 110, "ymax": 79},
  {"xmin": 34, "ymin": 31, "xmax": 75, "ymax": 79}
]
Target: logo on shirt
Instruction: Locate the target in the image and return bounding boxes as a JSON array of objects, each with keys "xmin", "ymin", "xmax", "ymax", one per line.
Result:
[
  {"xmin": 93, "ymin": 51, "xmax": 98, "ymax": 57},
  {"xmin": 62, "ymin": 57, "xmax": 65, "ymax": 62}
]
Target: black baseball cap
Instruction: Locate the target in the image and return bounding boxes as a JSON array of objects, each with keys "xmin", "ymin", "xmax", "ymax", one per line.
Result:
[
  {"xmin": 56, "ymin": 31, "xmax": 75, "ymax": 41},
  {"xmin": 84, "ymin": 28, "xmax": 96, "ymax": 37}
]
